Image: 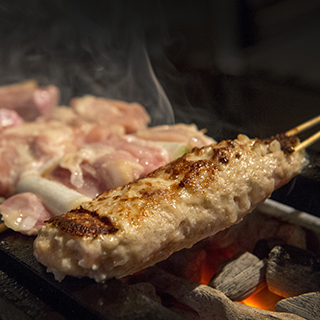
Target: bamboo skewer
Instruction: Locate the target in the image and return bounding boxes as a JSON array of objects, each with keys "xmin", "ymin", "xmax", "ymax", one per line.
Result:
[
  {"xmin": 294, "ymin": 130, "xmax": 320, "ymax": 152},
  {"xmin": 285, "ymin": 115, "xmax": 320, "ymax": 152},
  {"xmin": 286, "ymin": 115, "xmax": 320, "ymax": 136}
]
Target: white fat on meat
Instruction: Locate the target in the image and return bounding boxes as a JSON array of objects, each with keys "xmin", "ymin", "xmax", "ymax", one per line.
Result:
[
  {"xmin": 34, "ymin": 134, "xmax": 307, "ymax": 282},
  {"xmin": 92, "ymin": 152, "xmax": 144, "ymax": 192}
]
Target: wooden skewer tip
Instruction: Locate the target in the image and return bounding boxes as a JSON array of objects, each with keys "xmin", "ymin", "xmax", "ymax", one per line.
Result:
[
  {"xmin": 284, "ymin": 115, "xmax": 320, "ymax": 151},
  {"xmin": 294, "ymin": 130, "xmax": 320, "ymax": 152},
  {"xmin": 286, "ymin": 115, "xmax": 320, "ymax": 136}
]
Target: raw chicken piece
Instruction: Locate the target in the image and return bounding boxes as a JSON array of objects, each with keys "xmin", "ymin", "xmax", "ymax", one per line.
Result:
[
  {"xmin": 135, "ymin": 123, "xmax": 216, "ymax": 148},
  {"xmin": 0, "ymin": 109, "xmax": 23, "ymax": 132},
  {"xmin": 0, "ymin": 81, "xmax": 217, "ymax": 237},
  {"xmin": 1, "ymin": 176, "xmax": 92, "ymax": 235},
  {"xmin": 47, "ymin": 144, "xmax": 145, "ymax": 198},
  {"xmin": 0, "ymin": 120, "xmax": 78, "ymax": 196},
  {"xmin": 70, "ymin": 95, "xmax": 150, "ymax": 133},
  {"xmin": 97, "ymin": 134, "xmax": 171, "ymax": 175},
  {"xmin": 0, "ymin": 80, "xmax": 60, "ymax": 121},
  {"xmin": 0, "ymin": 193, "xmax": 53, "ymax": 236}
]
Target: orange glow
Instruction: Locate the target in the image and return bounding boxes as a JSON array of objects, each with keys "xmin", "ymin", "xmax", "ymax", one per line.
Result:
[
  {"xmin": 188, "ymin": 241, "xmax": 284, "ymax": 312},
  {"xmin": 199, "ymin": 246, "xmax": 238, "ymax": 285},
  {"xmin": 241, "ymin": 287, "xmax": 283, "ymax": 311},
  {"xmin": 199, "ymin": 259, "xmax": 215, "ymax": 285}
]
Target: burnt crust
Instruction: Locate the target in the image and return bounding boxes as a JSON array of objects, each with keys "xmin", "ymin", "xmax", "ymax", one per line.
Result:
[
  {"xmin": 46, "ymin": 207, "xmax": 118, "ymax": 238},
  {"xmin": 262, "ymin": 133, "xmax": 299, "ymax": 154}
]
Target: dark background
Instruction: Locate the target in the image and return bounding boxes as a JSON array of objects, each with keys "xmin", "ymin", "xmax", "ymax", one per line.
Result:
[{"xmin": 0, "ymin": 0, "xmax": 319, "ymax": 214}]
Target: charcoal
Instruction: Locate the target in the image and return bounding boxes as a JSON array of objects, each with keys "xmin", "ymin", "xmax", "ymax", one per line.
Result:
[
  {"xmin": 208, "ymin": 252, "xmax": 266, "ymax": 301},
  {"xmin": 253, "ymin": 238, "xmax": 286, "ymax": 259},
  {"xmin": 137, "ymin": 267, "xmax": 303, "ymax": 320},
  {"xmin": 275, "ymin": 292, "xmax": 320, "ymax": 320},
  {"xmin": 266, "ymin": 245, "xmax": 320, "ymax": 298}
]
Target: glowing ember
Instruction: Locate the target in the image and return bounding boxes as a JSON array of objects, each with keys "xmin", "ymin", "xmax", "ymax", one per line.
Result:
[{"xmin": 241, "ymin": 286, "xmax": 283, "ymax": 311}]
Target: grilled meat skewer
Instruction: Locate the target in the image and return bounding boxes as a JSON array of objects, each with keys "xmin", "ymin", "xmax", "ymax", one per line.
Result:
[{"xmin": 34, "ymin": 133, "xmax": 306, "ymax": 282}]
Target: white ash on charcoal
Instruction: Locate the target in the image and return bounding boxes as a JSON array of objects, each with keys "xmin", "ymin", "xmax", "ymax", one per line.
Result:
[
  {"xmin": 275, "ymin": 292, "xmax": 320, "ymax": 320},
  {"xmin": 233, "ymin": 303, "xmax": 305, "ymax": 320},
  {"xmin": 208, "ymin": 251, "xmax": 267, "ymax": 301},
  {"xmin": 266, "ymin": 244, "xmax": 320, "ymax": 298},
  {"xmin": 130, "ymin": 267, "xmax": 305, "ymax": 320}
]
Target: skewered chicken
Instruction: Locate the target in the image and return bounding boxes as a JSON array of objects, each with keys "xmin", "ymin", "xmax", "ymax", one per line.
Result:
[{"xmin": 34, "ymin": 133, "xmax": 307, "ymax": 282}]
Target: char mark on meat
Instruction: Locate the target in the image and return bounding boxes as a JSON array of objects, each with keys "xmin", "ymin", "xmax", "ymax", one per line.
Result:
[{"xmin": 47, "ymin": 207, "xmax": 118, "ymax": 237}]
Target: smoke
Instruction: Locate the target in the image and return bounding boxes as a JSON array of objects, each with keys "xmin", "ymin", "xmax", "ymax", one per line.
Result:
[{"xmin": 0, "ymin": 0, "xmax": 175, "ymax": 125}]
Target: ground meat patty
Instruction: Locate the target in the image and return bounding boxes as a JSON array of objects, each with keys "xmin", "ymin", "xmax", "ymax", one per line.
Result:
[{"xmin": 33, "ymin": 133, "xmax": 307, "ymax": 282}]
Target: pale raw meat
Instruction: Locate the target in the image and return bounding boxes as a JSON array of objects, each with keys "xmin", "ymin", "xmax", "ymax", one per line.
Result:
[
  {"xmin": 70, "ymin": 95, "xmax": 150, "ymax": 133},
  {"xmin": 93, "ymin": 152, "xmax": 144, "ymax": 194},
  {"xmin": 47, "ymin": 144, "xmax": 145, "ymax": 198},
  {"xmin": 33, "ymin": 85, "xmax": 60, "ymax": 117},
  {"xmin": 0, "ymin": 192, "xmax": 54, "ymax": 236},
  {"xmin": 0, "ymin": 120, "xmax": 78, "ymax": 196},
  {"xmin": 0, "ymin": 80, "xmax": 60, "ymax": 121},
  {"xmin": 0, "ymin": 81, "xmax": 215, "ymax": 237},
  {"xmin": 45, "ymin": 135, "xmax": 170, "ymax": 198},
  {"xmin": 43, "ymin": 106, "xmax": 126, "ymax": 146},
  {"xmin": 34, "ymin": 134, "xmax": 307, "ymax": 282},
  {"xmin": 0, "ymin": 109, "xmax": 23, "ymax": 132},
  {"xmin": 99, "ymin": 135, "xmax": 170, "ymax": 175},
  {"xmin": 135, "ymin": 123, "xmax": 216, "ymax": 148},
  {"xmin": 0, "ymin": 145, "xmax": 20, "ymax": 197}
]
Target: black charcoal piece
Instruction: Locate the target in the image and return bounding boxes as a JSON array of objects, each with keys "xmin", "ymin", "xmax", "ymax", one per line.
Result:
[
  {"xmin": 266, "ymin": 245, "xmax": 320, "ymax": 298},
  {"xmin": 275, "ymin": 292, "xmax": 320, "ymax": 320},
  {"xmin": 208, "ymin": 252, "xmax": 267, "ymax": 301}
]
